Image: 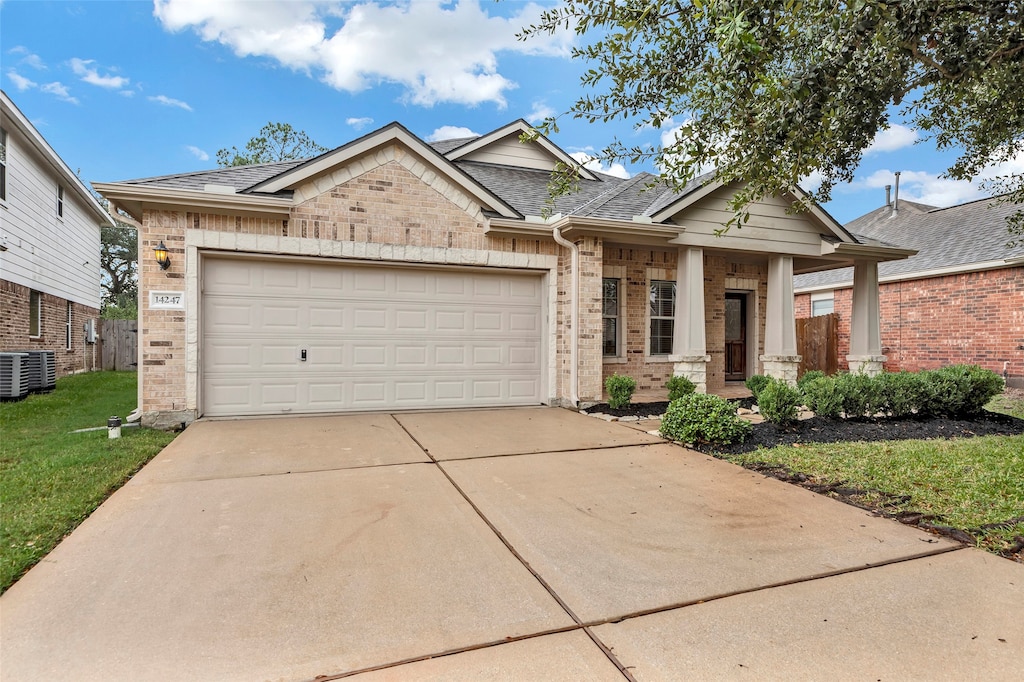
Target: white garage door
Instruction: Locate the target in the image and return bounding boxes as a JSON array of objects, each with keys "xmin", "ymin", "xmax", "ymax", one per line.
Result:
[{"xmin": 201, "ymin": 257, "xmax": 545, "ymax": 417}]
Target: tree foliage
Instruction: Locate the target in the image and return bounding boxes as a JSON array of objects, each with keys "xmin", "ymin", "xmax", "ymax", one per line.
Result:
[
  {"xmin": 216, "ymin": 122, "xmax": 328, "ymax": 167},
  {"xmin": 521, "ymin": 0, "xmax": 1024, "ymax": 245},
  {"xmin": 100, "ymin": 223, "xmax": 138, "ymax": 319}
]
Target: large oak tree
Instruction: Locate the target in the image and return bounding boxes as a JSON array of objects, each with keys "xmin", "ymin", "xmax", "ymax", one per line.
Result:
[{"xmin": 522, "ymin": 0, "xmax": 1023, "ymax": 244}]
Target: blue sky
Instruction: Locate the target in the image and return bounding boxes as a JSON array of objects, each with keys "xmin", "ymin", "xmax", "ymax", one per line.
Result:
[{"xmin": 3, "ymin": 0, "xmax": 1017, "ymax": 224}]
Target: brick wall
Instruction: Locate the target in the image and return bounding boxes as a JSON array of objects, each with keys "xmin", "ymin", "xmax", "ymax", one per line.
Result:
[
  {"xmin": 139, "ymin": 154, "xmax": 567, "ymax": 418},
  {"xmin": 796, "ymin": 266, "xmax": 1024, "ymax": 378},
  {"xmin": 1, "ymin": 278, "xmax": 99, "ymax": 376}
]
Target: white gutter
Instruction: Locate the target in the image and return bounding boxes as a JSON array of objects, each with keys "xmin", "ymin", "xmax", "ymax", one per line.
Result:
[
  {"xmin": 794, "ymin": 258, "xmax": 1024, "ymax": 294},
  {"xmin": 551, "ymin": 225, "xmax": 579, "ymax": 406}
]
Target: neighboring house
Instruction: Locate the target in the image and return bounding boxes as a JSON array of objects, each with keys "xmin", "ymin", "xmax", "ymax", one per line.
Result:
[
  {"xmin": 795, "ymin": 195, "xmax": 1024, "ymax": 386},
  {"xmin": 1, "ymin": 90, "xmax": 108, "ymax": 377},
  {"xmin": 95, "ymin": 120, "xmax": 913, "ymax": 428}
]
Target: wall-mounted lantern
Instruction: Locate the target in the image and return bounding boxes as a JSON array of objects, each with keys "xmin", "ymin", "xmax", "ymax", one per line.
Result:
[{"xmin": 154, "ymin": 241, "xmax": 171, "ymax": 270}]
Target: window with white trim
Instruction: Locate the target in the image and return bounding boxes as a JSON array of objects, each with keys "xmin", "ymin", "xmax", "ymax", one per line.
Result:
[
  {"xmin": 66, "ymin": 302, "xmax": 73, "ymax": 350},
  {"xmin": 811, "ymin": 291, "xmax": 834, "ymax": 317},
  {"xmin": 57, "ymin": 185, "xmax": 64, "ymax": 218},
  {"xmin": 602, "ymin": 278, "xmax": 620, "ymax": 357},
  {"xmin": 649, "ymin": 280, "xmax": 675, "ymax": 355},
  {"xmin": 29, "ymin": 290, "xmax": 41, "ymax": 337}
]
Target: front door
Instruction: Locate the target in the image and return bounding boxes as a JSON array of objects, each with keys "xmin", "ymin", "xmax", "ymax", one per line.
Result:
[{"xmin": 725, "ymin": 293, "xmax": 746, "ymax": 381}]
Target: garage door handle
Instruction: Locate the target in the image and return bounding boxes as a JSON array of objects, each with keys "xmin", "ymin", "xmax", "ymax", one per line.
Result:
[{"xmin": 301, "ymin": 349, "xmax": 307, "ymax": 361}]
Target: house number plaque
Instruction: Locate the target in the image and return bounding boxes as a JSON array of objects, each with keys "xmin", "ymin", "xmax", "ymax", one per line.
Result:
[{"xmin": 149, "ymin": 291, "xmax": 185, "ymax": 310}]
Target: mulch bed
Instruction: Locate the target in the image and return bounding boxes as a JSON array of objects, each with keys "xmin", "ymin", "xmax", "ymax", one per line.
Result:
[
  {"xmin": 584, "ymin": 402, "xmax": 1024, "ymax": 454},
  {"xmin": 697, "ymin": 412, "xmax": 1024, "ymax": 455}
]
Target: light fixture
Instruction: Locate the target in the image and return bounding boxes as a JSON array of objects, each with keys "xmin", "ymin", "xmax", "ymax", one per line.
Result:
[{"xmin": 154, "ymin": 240, "xmax": 171, "ymax": 270}]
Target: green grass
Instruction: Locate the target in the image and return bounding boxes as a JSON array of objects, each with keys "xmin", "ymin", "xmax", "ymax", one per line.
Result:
[
  {"xmin": 723, "ymin": 434, "xmax": 1024, "ymax": 557},
  {"xmin": 0, "ymin": 372, "xmax": 176, "ymax": 593},
  {"xmin": 987, "ymin": 390, "xmax": 1024, "ymax": 419}
]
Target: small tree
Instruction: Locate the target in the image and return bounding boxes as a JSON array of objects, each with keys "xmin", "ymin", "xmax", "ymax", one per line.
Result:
[{"xmin": 217, "ymin": 122, "xmax": 328, "ymax": 167}]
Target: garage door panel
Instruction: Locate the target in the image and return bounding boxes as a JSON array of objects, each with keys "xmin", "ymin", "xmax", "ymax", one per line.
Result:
[{"xmin": 203, "ymin": 259, "xmax": 545, "ymax": 416}]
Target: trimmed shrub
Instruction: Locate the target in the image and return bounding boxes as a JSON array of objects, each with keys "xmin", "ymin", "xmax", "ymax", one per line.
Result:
[
  {"xmin": 758, "ymin": 377, "xmax": 802, "ymax": 425},
  {"xmin": 836, "ymin": 372, "xmax": 882, "ymax": 418},
  {"xmin": 666, "ymin": 375, "xmax": 696, "ymax": 401},
  {"xmin": 660, "ymin": 393, "xmax": 752, "ymax": 445},
  {"xmin": 802, "ymin": 375, "xmax": 843, "ymax": 419},
  {"xmin": 797, "ymin": 370, "xmax": 825, "ymax": 392},
  {"xmin": 874, "ymin": 371, "xmax": 929, "ymax": 418},
  {"xmin": 923, "ymin": 365, "xmax": 1004, "ymax": 417},
  {"xmin": 745, "ymin": 374, "xmax": 770, "ymax": 400},
  {"xmin": 605, "ymin": 374, "xmax": 637, "ymax": 410}
]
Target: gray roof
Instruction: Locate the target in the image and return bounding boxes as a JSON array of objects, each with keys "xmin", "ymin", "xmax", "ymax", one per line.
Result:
[
  {"xmin": 427, "ymin": 137, "xmax": 478, "ymax": 155},
  {"xmin": 794, "ymin": 196, "xmax": 1024, "ymax": 289},
  {"xmin": 119, "ymin": 159, "xmax": 305, "ymax": 192}
]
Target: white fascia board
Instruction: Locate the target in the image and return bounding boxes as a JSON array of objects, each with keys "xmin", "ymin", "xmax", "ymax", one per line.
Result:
[
  {"xmin": 787, "ymin": 185, "xmax": 859, "ymax": 244},
  {"xmin": 444, "ymin": 119, "xmax": 600, "ymax": 181},
  {"xmin": 825, "ymin": 240, "xmax": 918, "ymax": 262},
  {"xmin": 246, "ymin": 124, "xmax": 519, "ymax": 218},
  {"xmin": 794, "ymin": 259, "xmax": 1022, "ymax": 294},
  {"xmin": 486, "ymin": 215, "xmax": 685, "ymax": 244},
  {"xmin": 2, "ymin": 91, "xmax": 111, "ymax": 226},
  {"xmin": 93, "ymin": 182, "xmax": 293, "ymax": 218},
  {"xmin": 648, "ymin": 179, "xmax": 724, "ymax": 223}
]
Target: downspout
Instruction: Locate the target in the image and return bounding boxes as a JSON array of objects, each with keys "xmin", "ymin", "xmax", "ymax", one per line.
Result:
[{"xmin": 551, "ymin": 226, "xmax": 580, "ymax": 406}]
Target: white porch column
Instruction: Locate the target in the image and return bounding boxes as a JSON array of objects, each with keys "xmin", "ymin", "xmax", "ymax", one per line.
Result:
[
  {"xmin": 847, "ymin": 259, "xmax": 887, "ymax": 376},
  {"xmin": 760, "ymin": 255, "xmax": 800, "ymax": 385},
  {"xmin": 671, "ymin": 247, "xmax": 710, "ymax": 393}
]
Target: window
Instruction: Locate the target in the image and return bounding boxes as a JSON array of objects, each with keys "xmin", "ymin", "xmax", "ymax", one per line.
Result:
[
  {"xmin": 811, "ymin": 292, "xmax": 834, "ymax": 317},
  {"xmin": 66, "ymin": 302, "xmax": 73, "ymax": 350},
  {"xmin": 649, "ymin": 280, "xmax": 675, "ymax": 355},
  {"xmin": 0, "ymin": 127, "xmax": 7, "ymax": 201},
  {"xmin": 602, "ymin": 278, "xmax": 620, "ymax": 356},
  {"xmin": 29, "ymin": 290, "xmax": 41, "ymax": 337},
  {"xmin": 57, "ymin": 185, "xmax": 64, "ymax": 218}
]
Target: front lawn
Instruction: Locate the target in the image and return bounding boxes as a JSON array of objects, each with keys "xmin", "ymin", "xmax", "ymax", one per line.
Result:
[{"xmin": 0, "ymin": 371, "xmax": 176, "ymax": 593}]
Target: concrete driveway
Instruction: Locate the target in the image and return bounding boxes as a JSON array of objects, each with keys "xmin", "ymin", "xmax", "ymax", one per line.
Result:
[{"xmin": 1, "ymin": 407, "xmax": 1021, "ymax": 681}]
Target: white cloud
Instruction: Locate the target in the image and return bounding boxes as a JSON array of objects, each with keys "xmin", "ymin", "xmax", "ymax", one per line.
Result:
[
  {"xmin": 346, "ymin": 116, "xmax": 374, "ymax": 130},
  {"xmin": 69, "ymin": 58, "xmax": 130, "ymax": 89},
  {"xmin": 527, "ymin": 100, "xmax": 555, "ymax": 123},
  {"xmin": 8, "ymin": 46, "xmax": 46, "ymax": 70},
  {"xmin": 854, "ymin": 169, "xmax": 981, "ymax": 207},
  {"xmin": 153, "ymin": 0, "xmax": 573, "ymax": 107},
  {"xmin": 426, "ymin": 125, "xmax": 479, "ymax": 142},
  {"xmin": 40, "ymin": 81, "xmax": 79, "ymax": 104},
  {"xmin": 186, "ymin": 145, "xmax": 209, "ymax": 161},
  {"xmin": 149, "ymin": 94, "xmax": 193, "ymax": 111},
  {"xmin": 865, "ymin": 124, "xmax": 919, "ymax": 155},
  {"xmin": 7, "ymin": 69, "xmax": 37, "ymax": 91},
  {"xmin": 570, "ymin": 152, "xmax": 631, "ymax": 179}
]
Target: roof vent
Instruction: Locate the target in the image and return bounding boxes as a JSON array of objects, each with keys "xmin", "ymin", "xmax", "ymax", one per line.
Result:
[
  {"xmin": 203, "ymin": 184, "xmax": 237, "ymax": 195},
  {"xmin": 890, "ymin": 172, "xmax": 900, "ymax": 218}
]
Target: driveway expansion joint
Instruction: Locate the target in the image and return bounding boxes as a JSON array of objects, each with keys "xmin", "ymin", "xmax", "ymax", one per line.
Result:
[{"xmin": 390, "ymin": 413, "xmax": 637, "ymax": 680}]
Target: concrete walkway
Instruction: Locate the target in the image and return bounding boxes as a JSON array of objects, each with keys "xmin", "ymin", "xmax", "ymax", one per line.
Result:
[{"xmin": 1, "ymin": 407, "xmax": 1021, "ymax": 681}]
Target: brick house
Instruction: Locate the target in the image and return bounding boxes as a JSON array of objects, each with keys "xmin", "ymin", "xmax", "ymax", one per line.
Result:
[
  {"xmin": 794, "ymin": 195, "xmax": 1024, "ymax": 386},
  {"xmin": 1, "ymin": 90, "xmax": 107, "ymax": 377},
  {"xmin": 95, "ymin": 120, "xmax": 913, "ymax": 428}
]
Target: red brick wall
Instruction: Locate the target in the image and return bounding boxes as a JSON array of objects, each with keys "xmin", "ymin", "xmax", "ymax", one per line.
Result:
[
  {"xmin": 796, "ymin": 266, "xmax": 1024, "ymax": 378},
  {"xmin": 1, "ymin": 279, "xmax": 99, "ymax": 377}
]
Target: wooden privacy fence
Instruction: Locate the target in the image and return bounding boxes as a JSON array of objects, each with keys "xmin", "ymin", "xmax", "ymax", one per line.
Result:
[
  {"xmin": 796, "ymin": 313, "xmax": 838, "ymax": 376},
  {"xmin": 100, "ymin": 319, "xmax": 138, "ymax": 371}
]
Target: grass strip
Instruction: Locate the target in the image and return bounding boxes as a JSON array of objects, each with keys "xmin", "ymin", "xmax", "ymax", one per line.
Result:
[{"xmin": 0, "ymin": 371, "xmax": 176, "ymax": 593}]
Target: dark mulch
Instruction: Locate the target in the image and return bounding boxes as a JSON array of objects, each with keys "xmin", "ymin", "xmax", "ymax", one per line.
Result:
[
  {"xmin": 584, "ymin": 401, "xmax": 1024, "ymax": 452},
  {"xmin": 696, "ymin": 412, "xmax": 1024, "ymax": 455}
]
